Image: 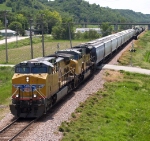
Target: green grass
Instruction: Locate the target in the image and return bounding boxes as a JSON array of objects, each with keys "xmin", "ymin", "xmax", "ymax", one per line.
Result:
[
  {"xmin": 0, "ymin": 67, "xmax": 14, "ymax": 105},
  {"xmin": 60, "ymin": 71, "xmax": 150, "ymax": 141},
  {"xmin": 0, "ymin": 36, "xmax": 53, "ymax": 51},
  {"xmin": 0, "ymin": 67, "xmax": 13, "ymax": 119},
  {"xmin": 118, "ymin": 31, "xmax": 150, "ymax": 69},
  {"xmin": 0, "ymin": 36, "xmax": 88, "ymax": 64}
]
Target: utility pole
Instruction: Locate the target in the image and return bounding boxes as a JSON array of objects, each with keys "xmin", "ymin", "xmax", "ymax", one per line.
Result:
[
  {"xmin": 3, "ymin": 11, "xmax": 9, "ymax": 63},
  {"xmin": 29, "ymin": 18, "xmax": 33, "ymax": 59},
  {"xmin": 68, "ymin": 23, "xmax": 72, "ymax": 48},
  {"xmin": 16, "ymin": 25, "xmax": 18, "ymax": 48},
  {"xmin": 0, "ymin": 10, "xmax": 10, "ymax": 63},
  {"xmin": 41, "ymin": 14, "xmax": 45, "ymax": 57}
]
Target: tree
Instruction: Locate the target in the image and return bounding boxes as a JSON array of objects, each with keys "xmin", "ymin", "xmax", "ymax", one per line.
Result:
[
  {"xmin": 0, "ymin": 0, "xmax": 5, "ymax": 4},
  {"xmin": 88, "ymin": 30, "xmax": 100, "ymax": 39},
  {"xmin": 14, "ymin": 14, "xmax": 28, "ymax": 30},
  {"xmin": 101, "ymin": 22, "xmax": 113, "ymax": 37},
  {"xmin": 0, "ymin": 20, "xmax": 4, "ymax": 30},
  {"xmin": 36, "ymin": 9, "xmax": 62, "ymax": 34},
  {"xmin": 8, "ymin": 21, "xmax": 22, "ymax": 35},
  {"xmin": 52, "ymin": 17, "xmax": 74, "ymax": 40}
]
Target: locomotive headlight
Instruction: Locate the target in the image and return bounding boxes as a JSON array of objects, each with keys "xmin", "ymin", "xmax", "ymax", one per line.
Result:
[
  {"xmin": 26, "ymin": 77, "xmax": 29, "ymax": 82},
  {"xmin": 16, "ymin": 94, "xmax": 19, "ymax": 98},
  {"xmin": 33, "ymin": 94, "xmax": 37, "ymax": 98}
]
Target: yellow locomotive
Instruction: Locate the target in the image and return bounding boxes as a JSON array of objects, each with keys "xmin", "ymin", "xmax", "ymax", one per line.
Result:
[{"xmin": 10, "ymin": 46, "xmax": 94, "ymax": 118}]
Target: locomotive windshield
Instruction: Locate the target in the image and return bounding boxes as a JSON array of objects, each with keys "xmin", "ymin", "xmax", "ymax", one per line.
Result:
[
  {"xmin": 15, "ymin": 67, "xmax": 30, "ymax": 73},
  {"xmin": 31, "ymin": 67, "xmax": 47, "ymax": 73},
  {"xmin": 15, "ymin": 67, "xmax": 48, "ymax": 74}
]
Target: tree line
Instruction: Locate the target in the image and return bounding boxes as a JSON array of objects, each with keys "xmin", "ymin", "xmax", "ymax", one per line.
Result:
[{"xmin": 0, "ymin": 0, "xmax": 149, "ymax": 39}]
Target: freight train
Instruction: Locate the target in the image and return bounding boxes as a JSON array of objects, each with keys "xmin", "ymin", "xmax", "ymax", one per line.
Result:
[{"xmin": 10, "ymin": 28, "xmax": 144, "ymax": 118}]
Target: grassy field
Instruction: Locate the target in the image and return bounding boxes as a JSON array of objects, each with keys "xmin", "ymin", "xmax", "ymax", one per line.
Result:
[
  {"xmin": 60, "ymin": 70, "xmax": 150, "ymax": 141},
  {"xmin": 0, "ymin": 67, "xmax": 14, "ymax": 120},
  {"xmin": 0, "ymin": 36, "xmax": 88, "ymax": 64},
  {"xmin": 0, "ymin": 67, "xmax": 13, "ymax": 105},
  {"xmin": 118, "ymin": 30, "xmax": 150, "ymax": 69},
  {"xmin": 59, "ymin": 31, "xmax": 150, "ymax": 140}
]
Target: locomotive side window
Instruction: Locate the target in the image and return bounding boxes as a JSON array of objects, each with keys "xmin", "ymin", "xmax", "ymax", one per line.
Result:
[
  {"xmin": 74, "ymin": 54, "xmax": 79, "ymax": 60},
  {"xmin": 48, "ymin": 67, "xmax": 52, "ymax": 74},
  {"xmin": 31, "ymin": 67, "xmax": 47, "ymax": 73},
  {"xmin": 15, "ymin": 67, "xmax": 30, "ymax": 73}
]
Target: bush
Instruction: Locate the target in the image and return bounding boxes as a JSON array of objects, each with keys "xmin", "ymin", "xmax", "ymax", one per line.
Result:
[{"xmin": 74, "ymin": 30, "xmax": 101, "ymax": 40}]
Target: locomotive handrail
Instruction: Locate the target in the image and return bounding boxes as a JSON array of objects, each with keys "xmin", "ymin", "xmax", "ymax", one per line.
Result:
[
  {"xmin": 35, "ymin": 89, "xmax": 45, "ymax": 99},
  {"xmin": 61, "ymin": 68, "xmax": 75, "ymax": 78},
  {"xmin": 11, "ymin": 86, "xmax": 19, "ymax": 98},
  {"xmin": 59, "ymin": 68, "xmax": 75, "ymax": 87}
]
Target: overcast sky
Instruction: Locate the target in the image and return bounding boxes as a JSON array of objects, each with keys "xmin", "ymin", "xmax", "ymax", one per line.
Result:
[{"xmin": 86, "ymin": 0, "xmax": 150, "ymax": 14}]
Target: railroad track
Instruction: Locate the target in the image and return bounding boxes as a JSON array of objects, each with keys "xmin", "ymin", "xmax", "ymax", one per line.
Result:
[{"xmin": 0, "ymin": 118, "xmax": 37, "ymax": 141}]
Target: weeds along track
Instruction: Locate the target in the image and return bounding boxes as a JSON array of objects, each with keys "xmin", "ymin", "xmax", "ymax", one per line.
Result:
[{"xmin": 0, "ymin": 118, "xmax": 37, "ymax": 141}]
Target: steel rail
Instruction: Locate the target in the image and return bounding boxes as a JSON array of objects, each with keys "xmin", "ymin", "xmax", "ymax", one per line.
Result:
[
  {"xmin": 0, "ymin": 118, "xmax": 19, "ymax": 133},
  {"xmin": 0, "ymin": 118, "xmax": 38, "ymax": 141},
  {"xmin": 8, "ymin": 118, "xmax": 37, "ymax": 141}
]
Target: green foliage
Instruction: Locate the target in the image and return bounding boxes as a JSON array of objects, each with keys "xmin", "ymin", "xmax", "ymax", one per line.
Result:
[
  {"xmin": 5, "ymin": 0, "xmax": 47, "ymax": 13},
  {"xmin": 14, "ymin": 13, "xmax": 28, "ymax": 32},
  {"xmin": 75, "ymin": 30, "xmax": 101, "ymax": 40},
  {"xmin": 60, "ymin": 72, "xmax": 150, "ymax": 141},
  {"xmin": 0, "ymin": 0, "xmax": 150, "ymax": 41},
  {"xmin": 47, "ymin": 0, "xmax": 150, "ymax": 23},
  {"xmin": 8, "ymin": 21, "xmax": 22, "ymax": 34},
  {"xmin": 144, "ymin": 51, "xmax": 150, "ymax": 63},
  {"xmin": 0, "ymin": 0, "xmax": 5, "ymax": 4},
  {"xmin": 36, "ymin": 9, "xmax": 62, "ymax": 34},
  {"xmin": 118, "ymin": 31, "xmax": 150, "ymax": 69},
  {"xmin": 0, "ymin": 20, "xmax": 4, "ymax": 30},
  {"xmin": 101, "ymin": 22, "xmax": 113, "ymax": 37},
  {"xmin": 52, "ymin": 17, "xmax": 74, "ymax": 40},
  {"xmin": 0, "ymin": 67, "xmax": 13, "ymax": 105}
]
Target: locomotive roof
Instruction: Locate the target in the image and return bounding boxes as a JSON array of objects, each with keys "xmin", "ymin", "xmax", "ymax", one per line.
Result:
[
  {"xmin": 56, "ymin": 53, "xmax": 74, "ymax": 60},
  {"xmin": 57, "ymin": 49, "xmax": 81, "ymax": 55},
  {"xmin": 19, "ymin": 57, "xmax": 55, "ymax": 67},
  {"xmin": 48, "ymin": 52, "xmax": 74, "ymax": 61}
]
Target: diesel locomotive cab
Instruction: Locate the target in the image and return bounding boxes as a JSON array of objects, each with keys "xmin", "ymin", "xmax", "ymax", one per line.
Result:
[{"xmin": 10, "ymin": 61, "xmax": 53, "ymax": 118}]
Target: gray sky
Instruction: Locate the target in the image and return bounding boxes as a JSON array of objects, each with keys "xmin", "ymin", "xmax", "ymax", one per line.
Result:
[{"xmin": 86, "ymin": 0, "xmax": 150, "ymax": 14}]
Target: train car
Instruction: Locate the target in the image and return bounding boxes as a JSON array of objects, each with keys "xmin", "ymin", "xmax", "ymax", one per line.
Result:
[{"xmin": 9, "ymin": 28, "xmax": 142, "ymax": 118}]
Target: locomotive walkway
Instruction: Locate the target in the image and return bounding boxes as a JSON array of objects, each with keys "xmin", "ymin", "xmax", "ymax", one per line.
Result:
[{"xmin": 1, "ymin": 64, "xmax": 150, "ymax": 75}]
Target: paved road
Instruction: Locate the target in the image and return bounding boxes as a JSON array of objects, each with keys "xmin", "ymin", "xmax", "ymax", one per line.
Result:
[
  {"xmin": 0, "ymin": 36, "xmax": 29, "ymax": 45},
  {"xmin": 98, "ymin": 64, "xmax": 150, "ymax": 75},
  {"xmin": 0, "ymin": 64, "xmax": 14, "ymax": 67}
]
